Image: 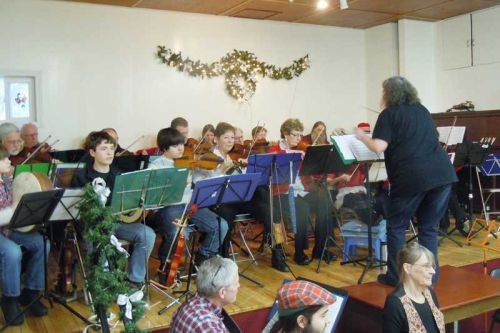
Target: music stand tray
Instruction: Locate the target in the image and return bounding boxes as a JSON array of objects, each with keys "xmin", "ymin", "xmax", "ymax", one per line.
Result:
[
  {"xmin": 9, "ymin": 189, "xmax": 65, "ymax": 230},
  {"xmin": 247, "ymin": 152, "xmax": 302, "ymax": 187}
]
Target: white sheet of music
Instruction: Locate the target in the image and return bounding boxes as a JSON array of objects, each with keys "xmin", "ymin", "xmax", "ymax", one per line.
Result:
[
  {"xmin": 437, "ymin": 126, "xmax": 465, "ymax": 145},
  {"xmin": 50, "ymin": 188, "xmax": 84, "ymax": 221},
  {"xmin": 369, "ymin": 162, "xmax": 388, "ymax": 182},
  {"xmin": 349, "ymin": 135, "xmax": 384, "ymax": 162},
  {"xmin": 331, "ymin": 135, "xmax": 356, "ymax": 162},
  {"xmin": 324, "ymin": 294, "xmax": 346, "ymax": 333}
]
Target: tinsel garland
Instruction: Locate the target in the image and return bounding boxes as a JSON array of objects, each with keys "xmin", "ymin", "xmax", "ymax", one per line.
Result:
[
  {"xmin": 78, "ymin": 185, "xmax": 147, "ymax": 333},
  {"xmin": 156, "ymin": 46, "xmax": 310, "ymax": 102}
]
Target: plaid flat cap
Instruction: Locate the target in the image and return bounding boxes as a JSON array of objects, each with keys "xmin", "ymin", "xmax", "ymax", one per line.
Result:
[{"xmin": 277, "ymin": 280, "xmax": 336, "ymax": 317}]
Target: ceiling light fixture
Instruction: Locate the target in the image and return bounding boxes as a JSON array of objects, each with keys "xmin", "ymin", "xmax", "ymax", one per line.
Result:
[
  {"xmin": 317, "ymin": 0, "xmax": 328, "ymax": 10},
  {"xmin": 340, "ymin": 0, "xmax": 348, "ymax": 10}
]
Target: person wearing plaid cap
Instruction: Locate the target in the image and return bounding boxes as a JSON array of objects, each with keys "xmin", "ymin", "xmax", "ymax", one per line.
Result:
[{"xmin": 270, "ymin": 280, "xmax": 336, "ymax": 333}]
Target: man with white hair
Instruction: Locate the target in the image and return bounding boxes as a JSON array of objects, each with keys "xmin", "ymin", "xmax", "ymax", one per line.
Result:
[
  {"xmin": 0, "ymin": 123, "xmax": 23, "ymax": 157},
  {"xmin": 170, "ymin": 256, "xmax": 240, "ymax": 332}
]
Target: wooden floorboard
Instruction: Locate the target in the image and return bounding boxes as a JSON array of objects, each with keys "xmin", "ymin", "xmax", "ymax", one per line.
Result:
[{"xmin": 1, "ymin": 224, "xmax": 499, "ymax": 333}]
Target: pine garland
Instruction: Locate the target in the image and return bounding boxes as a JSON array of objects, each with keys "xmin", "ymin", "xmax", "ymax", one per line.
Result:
[
  {"xmin": 156, "ymin": 46, "xmax": 310, "ymax": 102},
  {"xmin": 78, "ymin": 185, "xmax": 147, "ymax": 332}
]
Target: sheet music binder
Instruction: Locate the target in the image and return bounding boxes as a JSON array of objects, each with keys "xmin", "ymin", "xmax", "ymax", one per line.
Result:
[{"xmin": 331, "ymin": 134, "xmax": 384, "ymax": 164}]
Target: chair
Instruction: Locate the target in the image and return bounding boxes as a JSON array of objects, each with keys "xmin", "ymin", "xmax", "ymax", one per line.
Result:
[
  {"xmin": 488, "ymin": 268, "xmax": 500, "ymax": 333},
  {"xmin": 340, "ymin": 220, "xmax": 387, "ymax": 262},
  {"xmin": 228, "ymin": 213, "xmax": 258, "ymax": 265}
]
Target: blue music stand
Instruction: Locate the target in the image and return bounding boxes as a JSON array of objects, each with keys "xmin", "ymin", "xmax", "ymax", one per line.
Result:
[
  {"xmin": 480, "ymin": 154, "xmax": 500, "ymax": 176},
  {"xmin": 247, "ymin": 153, "xmax": 301, "ymax": 186},
  {"xmin": 247, "ymin": 153, "xmax": 302, "ymax": 278},
  {"xmin": 189, "ymin": 173, "xmax": 263, "ymax": 287}
]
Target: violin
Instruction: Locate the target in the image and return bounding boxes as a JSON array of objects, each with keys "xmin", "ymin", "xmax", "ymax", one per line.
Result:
[
  {"xmin": 155, "ymin": 204, "xmax": 198, "ymax": 288},
  {"xmin": 184, "ymin": 138, "xmax": 213, "ymax": 157},
  {"xmin": 174, "ymin": 152, "xmax": 224, "ymax": 170}
]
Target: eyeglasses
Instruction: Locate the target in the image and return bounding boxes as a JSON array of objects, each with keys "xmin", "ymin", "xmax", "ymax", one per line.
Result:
[
  {"xmin": 5, "ymin": 139, "xmax": 23, "ymax": 145},
  {"xmin": 211, "ymin": 264, "xmax": 223, "ymax": 288},
  {"xmin": 412, "ymin": 263, "xmax": 435, "ymax": 270},
  {"xmin": 288, "ymin": 133, "xmax": 303, "ymax": 138}
]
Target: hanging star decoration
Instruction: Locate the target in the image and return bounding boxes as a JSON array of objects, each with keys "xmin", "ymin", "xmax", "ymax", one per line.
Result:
[{"xmin": 156, "ymin": 46, "xmax": 310, "ymax": 102}]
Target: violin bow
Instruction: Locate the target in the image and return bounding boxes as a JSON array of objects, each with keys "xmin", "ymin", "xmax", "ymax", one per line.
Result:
[
  {"xmin": 21, "ymin": 135, "xmax": 52, "ymax": 165},
  {"xmin": 116, "ymin": 135, "xmax": 144, "ymax": 157}
]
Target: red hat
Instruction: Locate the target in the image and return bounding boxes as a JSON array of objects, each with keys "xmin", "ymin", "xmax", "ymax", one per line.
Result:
[
  {"xmin": 357, "ymin": 122, "xmax": 371, "ymax": 133},
  {"xmin": 277, "ymin": 280, "xmax": 336, "ymax": 317}
]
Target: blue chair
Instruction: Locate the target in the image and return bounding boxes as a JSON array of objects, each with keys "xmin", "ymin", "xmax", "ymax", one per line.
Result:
[{"xmin": 341, "ymin": 220, "xmax": 387, "ymax": 261}]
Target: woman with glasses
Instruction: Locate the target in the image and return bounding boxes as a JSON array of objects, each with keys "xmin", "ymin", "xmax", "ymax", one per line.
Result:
[
  {"xmin": 383, "ymin": 242, "xmax": 445, "ymax": 333},
  {"xmin": 268, "ymin": 118, "xmax": 337, "ymax": 268}
]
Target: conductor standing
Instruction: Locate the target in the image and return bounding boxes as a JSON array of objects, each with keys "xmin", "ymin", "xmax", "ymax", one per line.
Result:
[{"xmin": 354, "ymin": 76, "xmax": 457, "ymax": 286}]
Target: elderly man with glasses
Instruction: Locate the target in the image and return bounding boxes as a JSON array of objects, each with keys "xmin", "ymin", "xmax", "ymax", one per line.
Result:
[{"xmin": 170, "ymin": 256, "xmax": 240, "ymax": 333}]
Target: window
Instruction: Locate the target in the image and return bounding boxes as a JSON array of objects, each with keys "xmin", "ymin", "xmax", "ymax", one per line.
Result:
[{"xmin": 0, "ymin": 76, "xmax": 36, "ymax": 124}]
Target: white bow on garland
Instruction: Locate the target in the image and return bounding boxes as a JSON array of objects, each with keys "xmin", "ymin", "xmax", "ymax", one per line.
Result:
[{"xmin": 117, "ymin": 290, "xmax": 144, "ymax": 323}]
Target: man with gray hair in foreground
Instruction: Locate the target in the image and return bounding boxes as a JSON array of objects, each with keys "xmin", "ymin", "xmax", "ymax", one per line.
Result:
[{"xmin": 170, "ymin": 256, "xmax": 240, "ymax": 332}]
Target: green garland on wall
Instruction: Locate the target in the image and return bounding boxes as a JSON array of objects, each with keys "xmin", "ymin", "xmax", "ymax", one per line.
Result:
[
  {"xmin": 78, "ymin": 185, "xmax": 147, "ymax": 333},
  {"xmin": 156, "ymin": 46, "xmax": 310, "ymax": 102}
]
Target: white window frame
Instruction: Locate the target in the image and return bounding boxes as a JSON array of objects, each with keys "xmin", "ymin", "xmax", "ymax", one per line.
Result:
[{"xmin": 0, "ymin": 71, "xmax": 41, "ymax": 126}]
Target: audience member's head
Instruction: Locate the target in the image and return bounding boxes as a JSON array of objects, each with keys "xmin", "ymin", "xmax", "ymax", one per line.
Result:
[
  {"xmin": 271, "ymin": 280, "xmax": 336, "ymax": 333},
  {"xmin": 20, "ymin": 122, "xmax": 40, "ymax": 149},
  {"xmin": 196, "ymin": 256, "xmax": 240, "ymax": 308},
  {"xmin": 398, "ymin": 242, "xmax": 436, "ymax": 287},
  {"xmin": 0, "ymin": 123, "xmax": 22, "ymax": 156}
]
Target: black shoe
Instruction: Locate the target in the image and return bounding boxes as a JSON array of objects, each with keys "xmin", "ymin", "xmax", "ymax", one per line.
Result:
[
  {"xmin": 294, "ymin": 252, "xmax": 312, "ymax": 266},
  {"xmin": 19, "ymin": 289, "xmax": 48, "ymax": 317},
  {"xmin": 377, "ymin": 273, "xmax": 398, "ymax": 287},
  {"xmin": 1, "ymin": 296, "xmax": 24, "ymax": 325},
  {"xmin": 313, "ymin": 250, "xmax": 338, "ymax": 262},
  {"xmin": 271, "ymin": 250, "xmax": 289, "ymax": 272}
]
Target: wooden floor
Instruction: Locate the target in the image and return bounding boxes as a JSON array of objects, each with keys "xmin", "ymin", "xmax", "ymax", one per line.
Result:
[{"xmin": 2, "ymin": 222, "xmax": 499, "ymax": 333}]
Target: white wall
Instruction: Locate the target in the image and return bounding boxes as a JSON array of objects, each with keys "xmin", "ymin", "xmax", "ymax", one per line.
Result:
[
  {"xmin": 398, "ymin": 19, "xmax": 437, "ymax": 112},
  {"xmin": 365, "ymin": 23, "xmax": 398, "ymax": 125},
  {"xmin": 0, "ymin": 0, "xmax": 367, "ymax": 149}
]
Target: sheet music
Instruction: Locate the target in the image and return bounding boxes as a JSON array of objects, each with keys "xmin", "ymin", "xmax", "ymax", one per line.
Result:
[
  {"xmin": 325, "ymin": 294, "xmax": 346, "ymax": 333},
  {"xmin": 437, "ymin": 126, "xmax": 465, "ymax": 145},
  {"xmin": 368, "ymin": 162, "xmax": 387, "ymax": 182},
  {"xmin": 350, "ymin": 135, "xmax": 384, "ymax": 161},
  {"xmin": 331, "ymin": 135, "xmax": 356, "ymax": 162},
  {"xmin": 50, "ymin": 188, "xmax": 84, "ymax": 221}
]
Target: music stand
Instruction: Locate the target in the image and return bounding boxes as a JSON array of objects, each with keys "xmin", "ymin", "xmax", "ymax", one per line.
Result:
[
  {"xmin": 113, "ymin": 155, "xmax": 149, "ymax": 173},
  {"xmin": 190, "ymin": 173, "xmax": 262, "ymax": 284},
  {"xmin": 298, "ymin": 145, "xmax": 352, "ymax": 273},
  {"xmin": 51, "ymin": 149, "xmax": 86, "ymax": 163},
  {"xmin": 247, "ymin": 153, "xmax": 301, "ymax": 278},
  {"xmin": 1, "ymin": 189, "xmax": 93, "ymax": 331},
  {"xmin": 14, "ymin": 163, "xmax": 51, "ymax": 178},
  {"xmin": 454, "ymin": 142, "xmax": 494, "ymax": 241}
]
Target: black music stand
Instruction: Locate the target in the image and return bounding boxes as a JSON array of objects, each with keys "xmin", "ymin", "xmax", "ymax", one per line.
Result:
[
  {"xmin": 51, "ymin": 149, "xmax": 86, "ymax": 163},
  {"xmin": 113, "ymin": 155, "xmax": 149, "ymax": 173},
  {"xmin": 247, "ymin": 153, "xmax": 301, "ymax": 278},
  {"xmin": 1, "ymin": 189, "xmax": 92, "ymax": 331},
  {"xmin": 454, "ymin": 141, "xmax": 495, "ymax": 240},
  {"xmin": 298, "ymin": 145, "xmax": 352, "ymax": 273}
]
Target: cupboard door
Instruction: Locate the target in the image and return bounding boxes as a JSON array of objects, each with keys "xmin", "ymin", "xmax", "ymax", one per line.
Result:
[
  {"xmin": 473, "ymin": 6, "xmax": 500, "ymax": 66},
  {"xmin": 440, "ymin": 14, "xmax": 472, "ymax": 70}
]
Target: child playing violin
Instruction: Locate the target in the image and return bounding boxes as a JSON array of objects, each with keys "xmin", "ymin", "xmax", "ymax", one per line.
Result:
[{"xmin": 148, "ymin": 127, "xmax": 228, "ymax": 267}]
